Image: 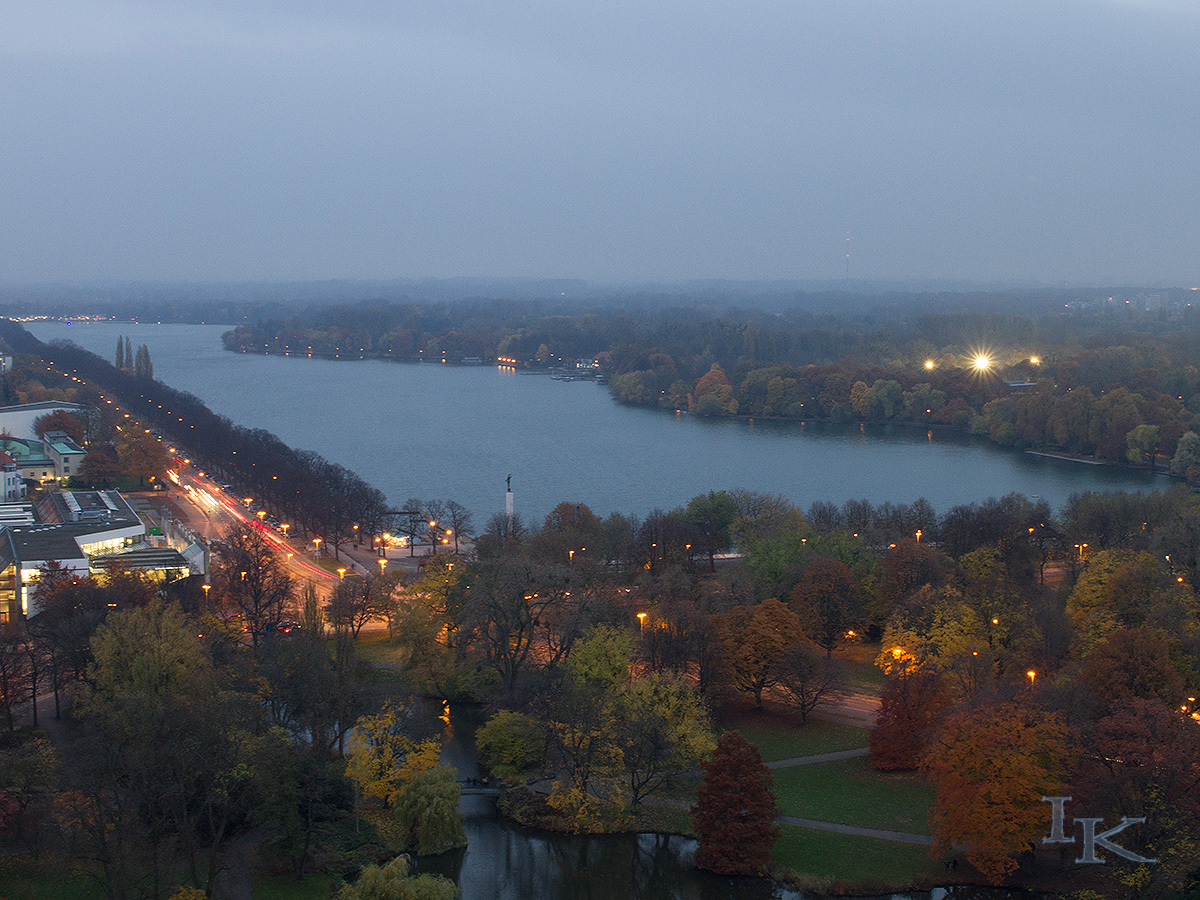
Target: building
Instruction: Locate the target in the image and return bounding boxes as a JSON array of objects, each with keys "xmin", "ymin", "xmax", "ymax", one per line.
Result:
[
  {"xmin": 41, "ymin": 430, "xmax": 86, "ymax": 480},
  {"xmin": 0, "ymin": 490, "xmax": 146, "ymax": 622},
  {"xmin": 0, "ymin": 436, "xmax": 58, "ymax": 484},
  {"xmin": 0, "ymin": 452, "xmax": 25, "ymax": 501},
  {"xmin": 0, "ymin": 401, "xmax": 88, "ymax": 440}
]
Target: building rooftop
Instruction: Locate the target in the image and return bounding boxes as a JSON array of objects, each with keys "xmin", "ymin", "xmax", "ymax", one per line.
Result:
[
  {"xmin": 42, "ymin": 430, "xmax": 85, "ymax": 455},
  {"xmin": 37, "ymin": 490, "xmax": 140, "ymax": 528},
  {"xmin": 0, "ymin": 401, "xmax": 87, "ymax": 415},
  {"xmin": 91, "ymin": 546, "xmax": 190, "ymax": 573}
]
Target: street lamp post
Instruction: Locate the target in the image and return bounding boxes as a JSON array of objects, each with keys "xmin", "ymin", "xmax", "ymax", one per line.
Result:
[
  {"xmin": 313, "ymin": 537, "xmax": 322, "ymax": 557},
  {"xmin": 637, "ymin": 612, "xmax": 647, "ymax": 631}
]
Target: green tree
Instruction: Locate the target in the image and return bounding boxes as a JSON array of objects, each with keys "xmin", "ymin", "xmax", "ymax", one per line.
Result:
[
  {"xmin": 476, "ymin": 710, "xmax": 546, "ymax": 781},
  {"xmin": 1126, "ymin": 423, "xmax": 1160, "ymax": 470},
  {"xmin": 336, "ymin": 855, "xmax": 458, "ymax": 900},
  {"xmin": 618, "ymin": 672, "xmax": 716, "ymax": 807},
  {"xmin": 686, "ymin": 490, "xmax": 737, "ymax": 572},
  {"xmin": 393, "ymin": 766, "xmax": 467, "ymax": 855}
]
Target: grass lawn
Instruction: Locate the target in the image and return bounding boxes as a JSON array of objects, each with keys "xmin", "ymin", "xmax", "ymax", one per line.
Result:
[
  {"xmin": 252, "ymin": 873, "xmax": 336, "ymax": 900},
  {"xmin": 0, "ymin": 855, "xmax": 104, "ymax": 900},
  {"xmin": 355, "ymin": 631, "xmax": 409, "ymax": 666},
  {"xmin": 734, "ymin": 717, "xmax": 869, "ymax": 762},
  {"xmin": 770, "ymin": 755, "xmax": 933, "ymax": 836},
  {"xmin": 834, "ymin": 642, "xmax": 885, "ymax": 693},
  {"xmin": 772, "ymin": 825, "xmax": 941, "ymax": 885}
]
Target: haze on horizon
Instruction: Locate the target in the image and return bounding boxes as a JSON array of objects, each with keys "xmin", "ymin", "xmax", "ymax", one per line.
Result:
[{"xmin": 2, "ymin": 1, "xmax": 1198, "ymax": 289}]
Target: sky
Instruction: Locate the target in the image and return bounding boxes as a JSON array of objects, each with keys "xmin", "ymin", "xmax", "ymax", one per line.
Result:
[{"xmin": 2, "ymin": 1, "xmax": 1198, "ymax": 287}]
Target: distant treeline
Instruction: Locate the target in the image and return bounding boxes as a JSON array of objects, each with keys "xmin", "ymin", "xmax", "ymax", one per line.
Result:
[{"xmin": 222, "ymin": 297, "xmax": 1200, "ymax": 473}]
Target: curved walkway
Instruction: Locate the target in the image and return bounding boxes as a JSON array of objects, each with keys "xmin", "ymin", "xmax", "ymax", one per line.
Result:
[
  {"xmin": 776, "ymin": 815, "xmax": 932, "ymax": 846},
  {"xmin": 765, "ymin": 747, "xmax": 869, "ymax": 769}
]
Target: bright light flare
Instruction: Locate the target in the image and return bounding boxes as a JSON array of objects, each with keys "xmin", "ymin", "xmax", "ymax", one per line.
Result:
[{"xmin": 973, "ymin": 354, "xmax": 992, "ymax": 372}]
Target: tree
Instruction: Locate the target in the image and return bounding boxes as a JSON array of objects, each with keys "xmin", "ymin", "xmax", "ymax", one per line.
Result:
[
  {"xmin": 476, "ymin": 710, "xmax": 546, "ymax": 781},
  {"xmin": 212, "ymin": 527, "xmax": 295, "ymax": 649},
  {"xmin": 691, "ymin": 732, "xmax": 779, "ymax": 875},
  {"xmin": 774, "ymin": 642, "xmax": 847, "ymax": 724},
  {"xmin": 715, "ymin": 599, "xmax": 802, "ymax": 708},
  {"xmin": 789, "ymin": 557, "xmax": 861, "ymax": 656},
  {"xmin": 33, "ymin": 409, "xmax": 86, "ymax": 444},
  {"xmin": 869, "ymin": 668, "xmax": 950, "ymax": 771},
  {"xmin": 926, "ymin": 700, "xmax": 1072, "ymax": 883},
  {"xmin": 686, "ymin": 490, "xmax": 737, "ymax": 572},
  {"xmin": 327, "ymin": 572, "xmax": 398, "ymax": 639},
  {"xmin": 115, "ymin": 335, "xmax": 125, "ymax": 370},
  {"xmin": 344, "ymin": 701, "xmax": 441, "ymax": 808},
  {"xmin": 393, "ymin": 766, "xmax": 467, "ymax": 855},
  {"xmin": 618, "ymin": 672, "xmax": 716, "ymax": 807},
  {"xmin": 78, "ymin": 444, "xmax": 123, "ymax": 485},
  {"xmin": 335, "ymin": 854, "xmax": 459, "ymax": 900},
  {"xmin": 1171, "ymin": 431, "xmax": 1200, "ymax": 479},
  {"xmin": 1079, "ymin": 627, "xmax": 1186, "ymax": 708},
  {"xmin": 115, "ymin": 428, "xmax": 170, "ymax": 486},
  {"xmin": 133, "ymin": 344, "xmax": 153, "ymax": 380},
  {"xmin": 443, "ymin": 499, "xmax": 473, "ymax": 553},
  {"xmin": 1126, "ymin": 423, "xmax": 1160, "ymax": 470}
]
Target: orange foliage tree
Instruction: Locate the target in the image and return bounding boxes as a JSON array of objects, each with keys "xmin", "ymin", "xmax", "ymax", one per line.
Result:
[{"xmin": 926, "ymin": 699, "xmax": 1072, "ymax": 883}]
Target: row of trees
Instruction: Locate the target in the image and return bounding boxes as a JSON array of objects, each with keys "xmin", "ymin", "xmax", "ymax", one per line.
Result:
[{"xmin": 0, "ymin": 321, "xmax": 393, "ymax": 559}]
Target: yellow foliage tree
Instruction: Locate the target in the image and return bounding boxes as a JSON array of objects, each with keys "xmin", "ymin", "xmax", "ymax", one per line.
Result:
[{"xmin": 345, "ymin": 701, "xmax": 442, "ymax": 807}]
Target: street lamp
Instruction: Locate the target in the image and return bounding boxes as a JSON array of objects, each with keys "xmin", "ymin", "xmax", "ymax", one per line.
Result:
[
  {"xmin": 337, "ymin": 567, "xmax": 346, "ymax": 579},
  {"xmin": 637, "ymin": 612, "xmax": 647, "ymax": 631},
  {"xmin": 1027, "ymin": 670, "xmax": 1036, "ymax": 685},
  {"xmin": 915, "ymin": 529, "xmax": 922, "ymax": 542},
  {"xmin": 313, "ymin": 537, "xmax": 322, "ymax": 556},
  {"xmin": 202, "ymin": 583, "xmax": 210, "ymax": 604},
  {"xmin": 280, "ymin": 523, "xmax": 289, "ymax": 538},
  {"xmin": 378, "ymin": 557, "xmax": 388, "ymax": 576}
]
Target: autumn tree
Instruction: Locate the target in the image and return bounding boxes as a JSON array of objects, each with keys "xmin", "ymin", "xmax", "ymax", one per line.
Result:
[
  {"xmin": 344, "ymin": 701, "xmax": 441, "ymax": 808},
  {"xmin": 691, "ymin": 732, "xmax": 779, "ymax": 875},
  {"xmin": 715, "ymin": 599, "xmax": 803, "ymax": 708},
  {"xmin": 789, "ymin": 556, "xmax": 862, "ymax": 655},
  {"xmin": 33, "ymin": 409, "xmax": 86, "ymax": 444},
  {"xmin": 869, "ymin": 668, "xmax": 950, "ymax": 771},
  {"xmin": 926, "ymin": 700, "xmax": 1072, "ymax": 883},
  {"xmin": 77, "ymin": 444, "xmax": 123, "ymax": 485},
  {"xmin": 1079, "ymin": 627, "xmax": 1187, "ymax": 708}
]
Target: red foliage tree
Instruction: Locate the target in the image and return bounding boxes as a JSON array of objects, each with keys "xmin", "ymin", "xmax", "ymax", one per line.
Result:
[
  {"xmin": 33, "ymin": 409, "xmax": 85, "ymax": 444},
  {"xmin": 869, "ymin": 668, "xmax": 951, "ymax": 771},
  {"xmin": 691, "ymin": 732, "xmax": 779, "ymax": 875}
]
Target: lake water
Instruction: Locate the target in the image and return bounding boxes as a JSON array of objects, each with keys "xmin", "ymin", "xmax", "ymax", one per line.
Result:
[{"xmin": 31, "ymin": 321, "xmax": 1174, "ymax": 525}]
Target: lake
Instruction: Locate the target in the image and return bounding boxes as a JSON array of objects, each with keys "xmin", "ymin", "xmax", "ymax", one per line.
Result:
[{"xmin": 30, "ymin": 321, "xmax": 1174, "ymax": 526}]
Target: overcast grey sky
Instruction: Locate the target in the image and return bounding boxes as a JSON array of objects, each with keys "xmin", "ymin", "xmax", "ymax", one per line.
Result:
[{"xmin": 2, "ymin": 1, "xmax": 1197, "ymax": 286}]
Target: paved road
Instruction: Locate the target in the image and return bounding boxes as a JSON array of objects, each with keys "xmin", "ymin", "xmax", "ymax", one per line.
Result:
[{"xmin": 776, "ymin": 815, "xmax": 932, "ymax": 846}]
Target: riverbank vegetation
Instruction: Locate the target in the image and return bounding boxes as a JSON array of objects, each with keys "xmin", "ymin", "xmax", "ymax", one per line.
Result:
[{"xmin": 219, "ymin": 292, "xmax": 1200, "ymax": 481}]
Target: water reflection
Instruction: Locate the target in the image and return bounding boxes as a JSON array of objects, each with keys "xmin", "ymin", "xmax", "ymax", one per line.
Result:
[{"xmin": 420, "ymin": 809, "xmax": 805, "ymax": 900}]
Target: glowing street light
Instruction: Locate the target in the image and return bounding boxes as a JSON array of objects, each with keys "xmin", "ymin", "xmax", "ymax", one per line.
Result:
[
  {"xmin": 378, "ymin": 557, "xmax": 388, "ymax": 575},
  {"xmin": 1027, "ymin": 670, "xmax": 1037, "ymax": 685},
  {"xmin": 280, "ymin": 523, "xmax": 290, "ymax": 538},
  {"xmin": 915, "ymin": 529, "xmax": 922, "ymax": 542},
  {"xmin": 337, "ymin": 567, "xmax": 346, "ymax": 579},
  {"xmin": 637, "ymin": 612, "xmax": 647, "ymax": 631},
  {"xmin": 313, "ymin": 537, "xmax": 322, "ymax": 556},
  {"xmin": 924, "ymin": 359, "xmax": 935, "ymax": 370},
  {"xmin": 973, "ymin": 354, "xmax": 992, "ymax": 372}
]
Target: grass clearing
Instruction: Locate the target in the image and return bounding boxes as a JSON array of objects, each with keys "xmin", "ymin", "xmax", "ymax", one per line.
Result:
[
  {"xmin": 772, "ymin": 825, "xmax": 941, "ymax": 885},
  {"xmin": 253, "ymin": 873, "xmax": 336, "ymax": 900},
  {"xmin": 770, "ymin": 755, "xmax": 933, "ymax": 836},
  {"xmin": 0, "ymin": 855, "xmax": 104, "ymax": 900},
  {"xmin": 734, "ymin": 717, "xmax": 868, "ymax": 762}
]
